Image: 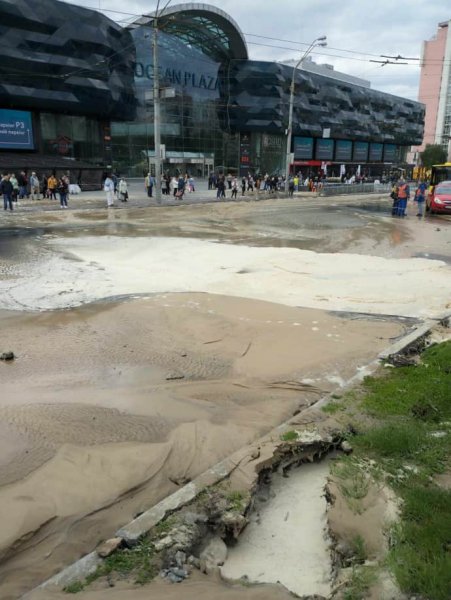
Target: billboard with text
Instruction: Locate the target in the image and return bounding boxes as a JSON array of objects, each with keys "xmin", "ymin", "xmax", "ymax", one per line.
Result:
[
  {"xmin": 293, "ymin": 136, "xmax": 314, "ymax": 160},
  {"xmin": 0, "ymin": 109, "xmax": 34, "ymax": 150}
]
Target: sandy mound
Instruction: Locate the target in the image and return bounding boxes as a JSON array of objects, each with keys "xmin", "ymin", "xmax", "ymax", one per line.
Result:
[{"xmin": 0, "ymin": 293, "xmax": 407, "ymax": 598}]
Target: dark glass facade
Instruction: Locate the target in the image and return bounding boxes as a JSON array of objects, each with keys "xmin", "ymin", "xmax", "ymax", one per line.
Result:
[
  {"xmin": 111, "ymin": 24, "xmax": 239, "ymax": 176},
  {"xmin": 0, "ymin": 0, "xmax": 135, "ymax": 172},
  {"xmin": 0, "ymin": 0, "xmax": 425, "ymax": 178}
]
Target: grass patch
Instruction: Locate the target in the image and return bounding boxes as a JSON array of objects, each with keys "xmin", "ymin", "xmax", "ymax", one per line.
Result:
[
  {"xmin": 63, "ymin": 581, "xmax": 84, "ymax": 594},
  {"xmin": 280, "ymin": 430, "xmax": 298, "ymax": 442},
  {"xmin": 343, "ymin": 566, "xmax": 377, "ymax": 600},
  {"xmin": 100, "ymin": 537, "xmax": 157, "ymax": 584},
  {"xmin": 353, "ymin": 420, "xmax": 448, "ymax": 481},
  {"xmin": 321, "ymin": 401, "xmax": 344, "ymax": 414},
  {"xmin": 362, "ymin": 341, "xmax": 451, "ymax": 421},
  {"xmin": 350, "ymin": 535, "xmax": 367, "ymax": 564},
  {"xmin": 72, "ymin": 536, "xmax": 158, "ymax": 592},
  {"xmin": 389, "ymin": 486, "xmax": 451, "ymax": 600},
  {"xmin": 335, "ymin": 340, "xmax": 451, "ymax": 600},
  {"xmin": 226, "ymin": 490, "xmax": 247, "ymax": 512},
  {"xmin": 153, "ymin": 516, "xmax": 176, "ymax": 536},
  {"xmin": 331, "ymin": 457, "xmax": 370, "ymax": 513}
]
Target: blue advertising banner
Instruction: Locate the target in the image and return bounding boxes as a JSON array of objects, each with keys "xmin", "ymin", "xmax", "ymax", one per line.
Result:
[
  {"xmin": 0, "ymin": 109, "xmax": 34, "ymax": 150},
  {"xmin": 293, "ymin": 136, "xmax": 313, "ymax": 159},
  {"xmin": 335, "ymin": 140, "xmax": 352, "ymax": 161},
  {"xmin": 383, "ymin": 144, "xmax": 397, "ymax": 162},
  {"xmin": 369, "ymin": 143, "xmax": 383, "ymax": 161},
  {"xmin": 353, "ymin": 141, "xmax": 369, "ymax": 162},
  {"xmin": 315, "ymin": 138, "xmax": 334, "ymax": 160}
]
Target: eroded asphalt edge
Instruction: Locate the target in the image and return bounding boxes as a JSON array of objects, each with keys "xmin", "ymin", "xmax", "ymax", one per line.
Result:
[{"xmin": 22, "ymin": 312, "xmax": 451, "ymax": 598}]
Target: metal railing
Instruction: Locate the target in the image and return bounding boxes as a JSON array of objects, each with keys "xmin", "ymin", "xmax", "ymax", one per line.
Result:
[{"xmin": 318, "ymin": 183, "xmax": 391, "ymax": 196}]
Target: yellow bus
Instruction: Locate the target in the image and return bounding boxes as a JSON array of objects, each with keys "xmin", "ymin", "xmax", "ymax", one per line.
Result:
[{"xmin": 430, "ymin": 162, "xmax": 451, "ymax": 187}]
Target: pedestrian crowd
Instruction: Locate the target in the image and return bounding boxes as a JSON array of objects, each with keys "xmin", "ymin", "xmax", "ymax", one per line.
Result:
[
  {"xmin": 0, "ymin": 170, "xmax": 75, "ymax": 210},
  {"xmin": 1, "ymin": 168, "xmax": 434, "ymax": 219}
]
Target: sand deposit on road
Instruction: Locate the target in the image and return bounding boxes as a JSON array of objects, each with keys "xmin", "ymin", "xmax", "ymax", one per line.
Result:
[
  {"xmin": 0, "ymin": 293, "xmax": 407, "ymax": 598},
  {"xmin": 2, "ymin": 199, "xmax": 447, "ymax": 598},
  {"xmin": 1, "ymin": 234, "xmax": 450, "ymax": 317}
]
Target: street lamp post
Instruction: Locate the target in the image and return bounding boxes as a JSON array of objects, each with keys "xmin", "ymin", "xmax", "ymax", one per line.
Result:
[
  {"xmin": 151, "ymin": 0, "xmax": 172, "ymax": 204},
  {"xmin": 152, "ymin": 17, "xmax": 162, "ymax": 204},
  {"xmin": 285, "ymin": 36, "xmax": 327, "ymax": 192}
]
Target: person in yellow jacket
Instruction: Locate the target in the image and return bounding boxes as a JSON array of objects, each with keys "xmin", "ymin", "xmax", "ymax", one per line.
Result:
[{"xmin": 47, "ymin": 174, "xmax": 58, "ymax": 200}]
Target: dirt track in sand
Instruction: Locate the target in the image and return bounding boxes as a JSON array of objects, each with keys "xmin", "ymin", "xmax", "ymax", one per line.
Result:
[
  {"xmin": 28, "ymin": 573, "xmax": 296, "ymax": 600},
  {"xmin": 0, "ymin": 292, "xmax": 408, "ymax": 599}
]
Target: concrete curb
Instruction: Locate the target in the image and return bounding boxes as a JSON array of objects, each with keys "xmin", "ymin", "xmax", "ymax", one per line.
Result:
[
  {"xmin": 378, "ymin": 320, "xmax": 435, "ymax": 360},
  {"xmin": 22, "ymin": 315, "xmax": 450, "ymax": 597}
]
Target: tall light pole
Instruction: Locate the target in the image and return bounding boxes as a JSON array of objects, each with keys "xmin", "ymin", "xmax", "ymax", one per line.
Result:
[
  {"xmin": 152, "ymin": 16, "xmax": 162, "ymax": 203},
  {"xmin": 285, "ymin": 36, "xmax": 327, "ymax": 192},
  {"xmin": 151, "ymin": 0, "xmax": 172, "ymax": 204}
]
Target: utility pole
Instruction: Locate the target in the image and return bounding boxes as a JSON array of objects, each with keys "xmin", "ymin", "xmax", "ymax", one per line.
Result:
[
  {"xmin": 152, "ymin": 16, "xmax": 162, "ymax": 204},
  {"xmin": 285, "ymin": 37, "xmax": 327, "ymax": 193}
]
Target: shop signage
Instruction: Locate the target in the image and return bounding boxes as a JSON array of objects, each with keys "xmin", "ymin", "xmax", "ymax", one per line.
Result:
[
  {"xmin": 353, "ymin": 141, "xmax": 369, "ymax": 162},
  {"xmin": 293, "ymin": 136, "xmax": 313, "ymax": 160},
  {"xmin": 335, "ymin": 140, "xmax": 352, "ymax": 161},
  {"xmin": 369, "ymin": 143, "xmax": 383, "ymax": 161},
  {"xmin": 315, "ymin": 138, "xmax": 334, "ymax": 160},
  {"xmin": 383, "ymin": 144, "xmax": 397, "ymax": 162},
  {"xmin": 49, "ymin": 135, "xmax": 73, "ymax": 155},
  {"xmin": 0, "ymin": 109, "xmax": 34, "ymax": 150},
  {"xmin": 262, "ymin": 134, "xmax": 283, "ymax": 148}
]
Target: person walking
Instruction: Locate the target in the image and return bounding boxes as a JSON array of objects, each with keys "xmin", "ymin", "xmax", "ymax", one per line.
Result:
[
  {"xmin": 118, "ymin": 177, "xmax": 128, "ymax": 202},
  {"xmin": 30, "ymin": 172, "xmax": 40, "ymax": 200},
  {"xmin": 241, "ymin": 176, "xmax": 246, "ymax": 196},
  {"xmin": 288, "ymin": 176, "xmax": 295, "ymax": 197},
  {"xmin": 390, "ymin": 182, "xmax": 399, "ymax": 216},
  {"xmin": 231, "ymin": 177, "xmax": 238, "ymax": 199},
  {"xmin": 10, "ymin": 173, "xmax": 19, "ymax": 203},
  {"xmin": 216, "ymin": 175, "xmax": 226, "ymax": 199},
  {"xmin": 170, "ymin": 176, "xmax": 178, "ymax": 197},
  {"xmin": 396, "ymin": 179, "xmax": 410, "ymax": 217},
  {"xmin": 103, "ymin": 174, "xmax": 115, "ymax": 207},
  {"xmin": 175, "ymin": 175, "xmax": 185, "ymax": 199},
  {"xmin": 145, "ymin": 172, "xmax": 154, "ymax": 197},
  {"xmin": 47, "ymin": 173, "xmax": 58, "ymax": 200},
  {"xmin": 17, "ymin": 171, "xmax": 27, "ymax": 199},
  {"xmin": 163, "ymin": 174, "xmax": 170, "ymax": 195},
  {"xmin": 414, "ymin": 180, "xmax": 428, "ymax": 218},
  {"xmin": 1, "ymin": 174, "xmax": 14, "ymax": 211},
  {"xmin": 111, "ymin": 173, "xmax": 118, "ymax": 199},
  {"xmin": 57, "ymin": 176, "xmax": 69, "ymax": 208}
]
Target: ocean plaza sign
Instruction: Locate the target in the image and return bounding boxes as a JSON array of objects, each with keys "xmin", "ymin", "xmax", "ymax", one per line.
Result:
[{"xmin": 134, "ymin": 63, "xmax": 220, "ymax": 92}]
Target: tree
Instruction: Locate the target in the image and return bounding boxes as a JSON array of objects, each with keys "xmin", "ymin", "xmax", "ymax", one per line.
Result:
[{"xmin": 420, "ymin": 144, "xmax": 447, "ymax": 168}]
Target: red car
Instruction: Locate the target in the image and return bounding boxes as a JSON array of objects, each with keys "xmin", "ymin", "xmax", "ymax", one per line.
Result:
[{"xmin": 428, "ymin": 180, "xmax": 451, "ymax": 214}]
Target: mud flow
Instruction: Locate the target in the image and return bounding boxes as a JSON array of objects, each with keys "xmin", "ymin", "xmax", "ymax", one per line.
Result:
[{"xmin": 1, "ymin": 198, "xmax": 450, "ymax": 599}]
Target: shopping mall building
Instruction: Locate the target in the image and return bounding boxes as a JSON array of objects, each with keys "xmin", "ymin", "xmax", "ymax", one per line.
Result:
[{"xmin": 0, "ymin": 0, "xmax": 425, "ymax": 184}]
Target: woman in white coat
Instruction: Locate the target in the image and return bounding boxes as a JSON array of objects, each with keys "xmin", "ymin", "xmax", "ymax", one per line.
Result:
[{"xmin": 103, "ymin": 175, "xmax": 115, "ymax": 207}]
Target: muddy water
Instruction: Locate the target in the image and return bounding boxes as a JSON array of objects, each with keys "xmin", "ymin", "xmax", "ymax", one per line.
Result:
[
  {"xmin": 0, "ymin": 197, "xmax": 450, "ymax": 598},
  {"xmin": 222, "ymin": 461, "xmax": 332, "ymax": 597}
]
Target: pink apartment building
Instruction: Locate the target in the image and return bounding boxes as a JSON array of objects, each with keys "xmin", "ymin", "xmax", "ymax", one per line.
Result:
[{"xmin": 416, "ymin": 20, "xmax": 451, "ymax": 155}]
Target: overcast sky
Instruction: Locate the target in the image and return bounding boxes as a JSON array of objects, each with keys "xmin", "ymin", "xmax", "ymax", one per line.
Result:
[{"xmin": 65, "ymin": 0, "xmax": 448, "ymax": 101}]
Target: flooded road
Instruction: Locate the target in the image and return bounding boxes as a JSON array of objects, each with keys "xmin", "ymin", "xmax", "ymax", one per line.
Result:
[{"xmin": 0, "ymin": 194, "xmax": 450, "ymax": 598}]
